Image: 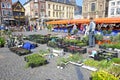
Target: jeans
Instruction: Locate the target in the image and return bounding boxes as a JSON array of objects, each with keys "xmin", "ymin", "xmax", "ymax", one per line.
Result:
[{"xmin": 89, "ymin": 31, "xmax": 95, "ymax": 47}]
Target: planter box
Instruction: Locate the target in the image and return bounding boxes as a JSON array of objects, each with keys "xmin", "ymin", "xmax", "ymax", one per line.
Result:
[
  {"xmin": 82, "ymin": 65, "xmax": 97, "ymax": 71},
  {"xmin": 9, "ymin": 47, "xmax": 31, "ymax": 56},
  {"xmin": 52, "ymin": 49, "xmax": 64, "ymax": 56}
]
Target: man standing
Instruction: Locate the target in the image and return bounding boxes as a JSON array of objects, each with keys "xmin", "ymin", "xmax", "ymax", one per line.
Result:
[{"xmin": 89, "ymin": 17, "xmax": 96, "ymax": 47}]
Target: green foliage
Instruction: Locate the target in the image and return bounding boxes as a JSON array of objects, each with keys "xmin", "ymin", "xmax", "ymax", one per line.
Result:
[
  {"xmin": 76, "ymin": 42, "xmax": 87, "ymax": 47},
  {"xmin": 102, "ymin": 30, "xmax": 107, "ymax": 35},
  {"xmin": 25, "ymin": 54, "xmax": 47, "ymax": 68},
  {"xmin": 95, "ymin": 34, "xmax": 103, "ymax": 41},
  {"xmin": 82, "ymin": 36, "xmax": 89, "ymax": 43},
  {"xmin": 92, "ymin": 70, "xmax": 119, "ymax": 80},
  {"xmin": 84, "ymin": 59, "xmax": 113, "ymax": 69},
  {"xmin": 111, "ymin": 58, "xmax": 120, "ymax": 64},
  {"xmin": 68, "ymin": 54, "xmax": 83, "ymax": 62},
  {"xmin": 39, "ymin": 50, "xmax": 49, "ymax": 56},
  {"xmin": 84, "ymin": 59, "xmax": 99, "ymax": 68},
  {"xmin": 107, "ymin": 30, "xmax": 112, "ymax": 34},
  {"xmin": 47, "ymin": 41, "xmax": 57, "ymax": 48},
  {"xmin": 101, "ymin": 43, "xmax": 120, "ymax": 49},
  {"xmin": 47, "ymin": 24, "xmax": 53, "ymax": 31},
  {"xmin": 73, "ymin": 29, "xmax": 78, "ymax": 34},
  {"xmin": 107, "ymin": 65, "xmax": 120, "ymax": 78},
  {"xmin": 0, "ymin": 37, "xmax": 5, "ymax": 46},
  {"xmin": 57, "ymin": 54, "xmax": 83, "ymax": 66}
]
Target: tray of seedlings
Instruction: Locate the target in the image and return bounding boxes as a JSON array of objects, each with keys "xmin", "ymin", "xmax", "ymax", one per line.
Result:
[{"xmin": 9, "ymin": 47, "xmax": 31, "ymax": 56}]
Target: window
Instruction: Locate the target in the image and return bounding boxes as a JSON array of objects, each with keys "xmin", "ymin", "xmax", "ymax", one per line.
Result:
[
  {"xmin": 7, "ymin": 3, "xmax": 11, "ymax": 8},
  {"xmin": 34, "ymin": 3, "xmax": 38, "ymax": 8},
  {"xmin": 35, "ymin": 11, "xmax": 38, "ymax": 16},
  {"xmin": 59, "ymin": 6, "xmax": 61, "ymax": 10},
  {"xmin": 1, "ymin": 3, "xmax": 5, "ymax": 8},
  {"xmin": 116, "ymin": 8, "xmax": 120, "ymax": 15},
  {"xmin": 40, "ymin": 11, "xmax": 45, "ymax": 16},
  {"xmin": 53, "ymin": 12, "xmax": 55, "ymax": 17},
  {"xmin": 91, "ymin": 3, "xmax": 95, "ymax": 11},
  {"xmin": 100, "ymin": 4, "xmax": 102, "ymax": 9},
  {"xmin": 48, "ymin": 11, "xmax": 50, "ymax": 16},
  {"xmin": 48, "ymin": 4, "xmax": 50, "ymax": 9},
  {"xmin": 34, "ymin": 0, "xmax": 38, "ymax": 2},
  {"xmin": 111, "ymin": 2, "xmax": 115, "ymax": 6},
  {"xmin": 53, "ymin": 5, "xmax": 55, "ymax": 9},
  {"xmin": 117, "ymin": 1, "xmax": 120, "ymax": 5},
  {"xmin": 56, "ymin": 5, "xmax": 58, "ymax": 10},
  {"xmin": 110, "ymin": 8, "xmax": 115, "ymax": 15},
  {"xmin": 63, "ymin": 6, "xmax": 64, "ymax": 10},
  {"xmin": 41, "ymin": 4, "xmax": 45, "ymax": 9},
  {"xmin": 56, "ymin": 12, "xmax": 58, "ymax": 17}
]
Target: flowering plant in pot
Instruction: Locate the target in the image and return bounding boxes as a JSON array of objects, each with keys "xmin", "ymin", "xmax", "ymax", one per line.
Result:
[{"xmin": 95, "ymin": 34, "xmax": 103, "ymax": 45}]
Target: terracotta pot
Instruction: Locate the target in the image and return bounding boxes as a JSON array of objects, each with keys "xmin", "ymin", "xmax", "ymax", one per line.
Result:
[{"xmin": 97, "ymin": 41, "xmax": 103, "ymax": 45}]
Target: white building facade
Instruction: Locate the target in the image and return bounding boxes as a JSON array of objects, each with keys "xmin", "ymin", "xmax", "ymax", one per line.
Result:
[{"xmin": 108, "ymin": 0, "xmax": 120, "ymax": 17}]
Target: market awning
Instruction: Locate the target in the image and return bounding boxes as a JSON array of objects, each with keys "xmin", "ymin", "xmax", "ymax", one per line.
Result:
[
  {"xmin": 46, "ymin": 18, "xmax": 120, "ymax": 25},
  {"xmin": 94, "ymin": 18, "xmax": 120, "ymax": 23}
]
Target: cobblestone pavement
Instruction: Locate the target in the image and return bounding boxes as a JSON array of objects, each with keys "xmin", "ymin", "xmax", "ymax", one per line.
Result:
[
  {"xmin": 0, "ymin": 30, "xmax": 92, "ymax": 80},
  {"xmin": 0, "ymin": 47, "xmax": 91, "ymax": 80}
]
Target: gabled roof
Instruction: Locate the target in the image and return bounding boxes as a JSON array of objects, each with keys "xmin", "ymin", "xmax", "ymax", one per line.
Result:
[{"xmin": 12, "ymin": 0, "xmax": 25, "ymax": 10}]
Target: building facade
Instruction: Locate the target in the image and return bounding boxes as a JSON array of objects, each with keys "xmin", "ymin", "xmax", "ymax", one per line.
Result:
[
  {"xmin": 0, "ymin": 0, "xmax": 13, "ymax": 25},
  {"xmin": 12, "ymin": 1, "xmax": 25, "ymax": 26},
  {"xmin": 46, "ymin": 0, "xmax": 75, "ymax": 20},
  {"xmin": 23, "ymin": 0, "xmax": 46, "ymax": 27},
  {"xmin": 108, "ymin": 0, "xmax": 120, "ymax": 17},
  {"xmin": 82, "ymin": 0, "xmax": 109, "ymax": 19},
  {"xmin": 74, "ymin": 5, "xmax": 82, "ymax": 19}
]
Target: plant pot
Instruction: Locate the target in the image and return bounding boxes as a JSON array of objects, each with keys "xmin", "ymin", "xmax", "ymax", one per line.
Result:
[{"xmin": 97, "ymin": 41, "xmax": 103, "ymax": 45}]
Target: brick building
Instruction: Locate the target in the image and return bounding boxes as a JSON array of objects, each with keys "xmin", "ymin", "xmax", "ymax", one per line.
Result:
[{"xmin": 0, "ymin": 0, "xmax": 14, "ymax": 25}]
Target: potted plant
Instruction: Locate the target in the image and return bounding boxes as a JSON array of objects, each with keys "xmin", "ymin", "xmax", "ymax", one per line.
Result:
[
  {"xmin": 95, "ymin": 34, "xmax": 103, "ymax": 45},
  {"xmin": 0, "ymin": 37, "xmax": 5, "ymax": 47},
  {"xmin": 102, "ymin": 30, "xmax": 107, "ymax": 35}
]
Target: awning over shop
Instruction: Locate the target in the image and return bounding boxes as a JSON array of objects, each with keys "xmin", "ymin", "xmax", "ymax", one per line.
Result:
[
  {"xmin": 95, "ymin": 18, "xmax": 120, "ymax": 23},
  {"xmin": 46, "ymin": 18, "xmax": 120, "ymax": 25}
]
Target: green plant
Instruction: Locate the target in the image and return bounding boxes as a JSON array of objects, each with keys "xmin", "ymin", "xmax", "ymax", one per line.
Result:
[
  {"xmin": 107, "ymin": 65, "xmax": 120, "ymax": 78},
  {"xmin": 68, "ymin": 54, "xmax": 83, "ymax": 63},
  {"xmin": 95, "ymin": 34, "xmax": 103, "ymax": 41},
  {"xmin": 92, "ymin": 70, "xmax": 119, "ymax": 80},
  {"xmin": 102, "ymin": 30, "xmax": 107, "ymax": 35},
  {"xmin": 82, "ymin": 35, "xmax": 89, "ymax": 43},
  {"xmin": 0, "ymin": 37, "xmax": 5, "ymax": 47},
  {"xmin": 111, "ymin": 58, "xmax": 120, "ymax": 64},
  {"xmin": 73, "ymin": 29, "xmax": 78, "ymax": 34},
  {"xmin": 84, "ymin": 59, "xmax": 113, "ymax": 69},
  {"xmin": 47, "ymin": 24, "xmax": 53, "ymax": 31},
  {"xmin": 47, "ymin": 41, "xmax": 57, "ymax": 48},
  {"xmin": 25, "ymin": 54, "xmax": 47, "ymax": 68},
  {"xmin": 107, "ymin": 30, "xmax": 112, "ymax": 34}
]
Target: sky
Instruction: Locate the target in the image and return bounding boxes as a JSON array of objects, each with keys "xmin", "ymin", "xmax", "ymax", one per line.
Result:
[{"xmin": 12, "ymin": 0, "xmax": 83, "ymax": 6}]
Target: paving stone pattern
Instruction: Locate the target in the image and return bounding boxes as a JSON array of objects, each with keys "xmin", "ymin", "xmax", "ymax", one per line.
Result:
[{"xmin": 0, "ymin": 30, "xmax": 92, "ymax": 80}]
